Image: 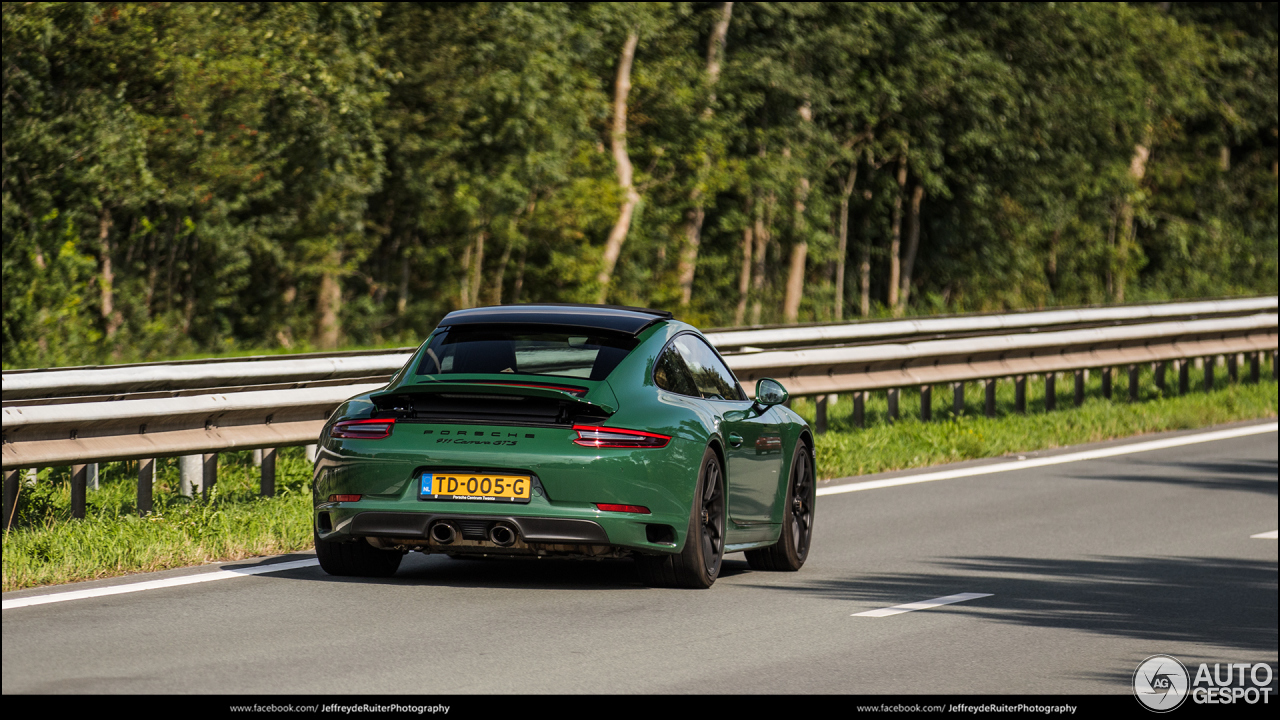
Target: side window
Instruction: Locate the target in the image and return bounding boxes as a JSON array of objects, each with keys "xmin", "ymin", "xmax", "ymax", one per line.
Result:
[
  {"xmin": 672, "ymin": 335, "xmax": 745, "ymax": 401},
  {"xmin": 654, "ymin": 344, "xmax": 700, "ymax": 397}
]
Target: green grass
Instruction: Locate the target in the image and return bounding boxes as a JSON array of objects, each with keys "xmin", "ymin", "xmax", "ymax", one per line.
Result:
[
  {"xmin": 2, "ymin": 361, "xmax": 1275, "ymax": 592},
  {"xmin": 3, "ymin": 448, "xmax": 314, "ymax": 592},
  {"xmin": 789, "ymin": 362, "xmax": 1277, "ymax": 479}
]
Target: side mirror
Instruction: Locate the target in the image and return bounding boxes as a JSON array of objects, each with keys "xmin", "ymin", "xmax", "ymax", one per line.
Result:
[{"xmin": 754, "ymin": 378, "xmax": 789, "ymax": 407}]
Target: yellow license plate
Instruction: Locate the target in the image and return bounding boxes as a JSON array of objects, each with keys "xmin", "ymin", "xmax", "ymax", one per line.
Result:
[{"xmin": 419, "ymin": 473, "xmax": 532, "ymax": 503}]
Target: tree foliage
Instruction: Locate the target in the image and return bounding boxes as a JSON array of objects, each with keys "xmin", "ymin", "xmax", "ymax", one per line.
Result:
[{"xmin": 4, "ymin": 2, "xmax": 1276, "ymax": 367}]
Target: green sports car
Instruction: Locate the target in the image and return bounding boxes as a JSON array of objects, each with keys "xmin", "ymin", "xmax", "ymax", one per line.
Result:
[{"xmin": 312, "ymin": 304, "xmax": 815, "ymax": 588}]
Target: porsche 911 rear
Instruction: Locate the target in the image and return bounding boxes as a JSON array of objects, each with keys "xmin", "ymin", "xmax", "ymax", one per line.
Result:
[
  {"xmin": 311, "ymin": 306, "xmax": 706, "ymax": 574},
  {"xmin": 313, "ymin": 378, "xmax": 697, "ymax": 560},
  {"xmin": 313, "ymin": 304, "xmax": 815, "ymax": 588}
]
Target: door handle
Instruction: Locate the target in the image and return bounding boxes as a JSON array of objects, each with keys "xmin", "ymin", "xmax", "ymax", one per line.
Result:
[{"xmin": 728, "ymin": 433, "xmax": 743, "ymax": 448}]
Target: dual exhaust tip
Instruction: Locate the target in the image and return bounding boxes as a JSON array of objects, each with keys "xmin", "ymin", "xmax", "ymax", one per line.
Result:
[{"xmin": 430, "ymin": 521, "xmax": 517, "ymax": 547}]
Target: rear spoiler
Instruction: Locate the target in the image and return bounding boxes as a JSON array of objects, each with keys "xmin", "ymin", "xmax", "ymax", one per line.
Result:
[{"xmin": 369, "ymin": 379, "xmax": 618, "ymax": 418}]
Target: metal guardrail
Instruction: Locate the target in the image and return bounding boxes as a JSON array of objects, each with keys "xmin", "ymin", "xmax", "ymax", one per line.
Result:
[
  {"xmin": 2, "ymin": 299, "xmax": 1277, "ymax": 526},
  {"xmin": 5, "ymin": 296, "xmax": 1273, "ymax": 401},
  {"xmin": 706, "ymin": 296, "xmax": 1277, "ymax": 351}
]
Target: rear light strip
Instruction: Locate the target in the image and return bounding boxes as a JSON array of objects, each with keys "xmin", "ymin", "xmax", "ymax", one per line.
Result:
[
  {"xmin": 328, "ymin": 494, "xmax": 362, "ymax": 503},
  {"xmin": 331, "ymin": 418, "xmax": 396, "ymax": 440},
  {"xmin": 572, "ymin": 425, "xmax": 671, "ymax": 449}
]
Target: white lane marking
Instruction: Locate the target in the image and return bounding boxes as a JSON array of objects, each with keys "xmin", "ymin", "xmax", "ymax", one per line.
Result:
[
  {"xmin": 853, "ymin": 592, "xmax": 993, "ymax": 617},
  {"xmin": 818, "ymin": 422, "xmax": 1278, "ymax": 497},
  {"xmin": 1251, "ymin": 530, "xmax": 1278, "ymax": 539},
  {"xmin": 2, "ymin": 558, "xmax": 319, "ymax": 610}
]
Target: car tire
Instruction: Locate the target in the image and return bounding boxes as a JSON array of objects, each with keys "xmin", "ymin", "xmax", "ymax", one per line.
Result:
[
  {"xmin": 635, "ymin": 447, "xmax": 726, "ymax": 589},
  {"xmin": 314, "ymin": 527, "xmax": 403, "ymax": 578},
  {"xmin": 745, "ymin": 440, "xmax": 814, "ymax": 571}
]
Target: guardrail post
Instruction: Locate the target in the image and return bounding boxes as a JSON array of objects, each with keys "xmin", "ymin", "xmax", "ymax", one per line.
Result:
[
  {"xmin": 1044, "ymin": 373, "xmax": 1055, "ymax": 411},
  {"xmin": 920, "ymin": 386, "xmax": 932, "ymax": 422},
  {"xmin": 815, "ymin": 395, "xmax": 828, "ymax": 435},
  {"xmin": 137, "ymin": 459, "xmax": 154, "ymax": 516},
  {"xmin": 952, "ymin": 382, "xmax": 964, "ymax": 416},
  {"xmin": 4, "ymin": 469, "xmax": 19, "ymax": 530},
  {"xmin": 1272, "ymin": 351, "xmax": 1276, "ymax": 380},
  {"xmin": 180, "ymin": 454, "xmax": 202, "ymax": 497},
  {"xmin": 886, "ymin": 388, "xmax": 899, "ymax": 422},
  {"xmin": 984, "ymin": 379, "xmax": 997, "ymax": 417},
  {"xmin": 1155, "ymin": 362, "xmax": 1166, "ymax": 393},
  {"xmin": 1204, "ymin": 357, "xmax": 1214, "ymax": 392},
  {"xmin": 1178, "ymin": 359, "xmax": 1189, "ymax": 395},
  {"xmin": 852, "ymin": 391, "xmax": 865, "ymax": 428},
  {"xmin": 1101, "ymin": 368, "xmax": 1112, "ymax": 400},
  {"xmin": 202, "ymin": 453, "xmax": 218, "ymax": 500},
  {"xmin": 1128, "ymin": 365, "xmax": 1140, "ymax": 402},
  {"xmin": 253, "ymin": 449, "xmax": 263, "ymax": 467},
  {"xmin": 1227, "ymin": 354, "xmax": 1239, "ymax": 383},
  {"xmin": 1073, "ymin": 370, "xmax": 1084, "ymax": 406},
  {"xmin": 1248, "ymin": 352, "xmax": 1259, "ymax": 383},
  {"xmin": 70, "ymin": 464, "xmax": 87, "ymax": 519},
  {"xmin": 261, "ymin": 448, "xmax": 277, "ymax": 497},
  {"xmin": 306, "ymin": 444, "xmax": 318, "ymax": 463},
  {"xmin": 1014, "ymin": 376, "xmax": 1026, "ymax": 414}
]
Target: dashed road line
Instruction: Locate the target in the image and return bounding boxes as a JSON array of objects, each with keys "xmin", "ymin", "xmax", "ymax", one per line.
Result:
[
  {"xmin": 1251, "ymin": 530, "xmax": 1278, "ymax": 539},
  {"xmin": 852, "ymin": 592, "xmax": 994, "ymax": 617}
]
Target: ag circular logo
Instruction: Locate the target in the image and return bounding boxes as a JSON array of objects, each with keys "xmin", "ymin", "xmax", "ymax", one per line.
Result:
[{"xmin": 1134, "ymin": 655, "xmax": 1190, "ymax": 712}]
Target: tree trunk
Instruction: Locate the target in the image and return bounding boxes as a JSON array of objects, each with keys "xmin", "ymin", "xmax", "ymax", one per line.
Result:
[
  {"xmin": 782, "ymin": 103, "xmax": 813, "ymax": 324},
  {"xmin": 316, "ymin": 247, "xmax": 343, "ymax": 350},
  {"xmin": 835, "ymin": 163, "xmax": 857, "ymax": 321},
  {"xmin": 676, "ymin": 2, "xmax": 734, "ymax": 309},
  {"xmin": 1047, "ymin": 228, "xmax": 1059, "ymax": 293},
  {"xmin": 396, "ymin": 243, "xmax": 410, "ymax": 316},
  {"xmin": 734, "ymin": 220, "xmax": 753, "ymax": 326},
  {"xmin": 596, "ymin": 30, "xmax": 641, "ymax": 305},
  {"xmin": 887, "ymin": 147, "xmax": 908, "ymax": 313},
  {"xmin": 897, "ymin": 183, "xmax": 925, "ymax": 313},
  {"xmin": 458, "ymin": 241, "xmax": 473, "ymax": 309},
  {"xmin": 512, "ymin": 246, "xmax": 527, "ymax": 304},
  {"xmin": 98, "ymin": 208, "xmax": 121, "ymax": 338},
  {"xmin": 859, "ymin": 215, "xmax": 871, "ymax": 318},
  {"xmin": 490, "ymin": 235, "xmax": 514, "ymax": 306},
  {"xmin": 469, "ymin": 231, "xmax": 486, "ymax": 308},
  {"xmin": 782, "ymin": 176, "xmax": 809, "ymax": 324},
  {"xmin": 783, "ymin": 239, "xmax": 807, "ymax": 324},
  {"xmin": 1115, "ymin": 143, "xmax": 1149, "ymax": 304},
  {"xmin": 749, "ymin": 192, "xmax": 774, "ymax": 325}
]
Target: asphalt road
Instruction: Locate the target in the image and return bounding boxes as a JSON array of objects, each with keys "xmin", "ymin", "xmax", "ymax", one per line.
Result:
[{"xmin": 3, "ymin": 422, "xmax": 1276, "ymax": 694}]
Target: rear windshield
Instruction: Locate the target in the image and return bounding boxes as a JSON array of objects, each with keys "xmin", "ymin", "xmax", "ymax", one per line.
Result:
[{"xmin": 415, "ymin": 326, "xmax": 639, "ymax": 381}]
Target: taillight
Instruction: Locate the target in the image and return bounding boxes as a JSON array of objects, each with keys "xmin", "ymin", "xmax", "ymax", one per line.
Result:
[
  {"xmin": 331, "ymin": 418, "xmax": 396, "ymax": 440},
  {"xmin": 572, "ymin": 425, "xmax": 671, "ymax": 448},
  {"xmin": 596, "ymin": 503, "xmax": 651, "ymax": 514},
  {"xmin": 328, "ymin": 494, "xmax": 362, "ymax": 503}
]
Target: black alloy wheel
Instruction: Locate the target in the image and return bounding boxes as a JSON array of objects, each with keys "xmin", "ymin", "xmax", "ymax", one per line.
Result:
[
  {"xmin": 698, "ymin": 455, "xmax": 725, "ymax": 579},
  {"xmin": 635, "ymin": 447, "xmax": 726, "ymax": 588},
  {"xmin": 745, "ymin": 441, "xmax": 814, "ymax": 571}
]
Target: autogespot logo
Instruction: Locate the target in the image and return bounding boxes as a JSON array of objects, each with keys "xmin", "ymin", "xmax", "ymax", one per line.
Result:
[{"xmin": 1134, "ymin": 655, "xmax": 1190, "ymax": 712}]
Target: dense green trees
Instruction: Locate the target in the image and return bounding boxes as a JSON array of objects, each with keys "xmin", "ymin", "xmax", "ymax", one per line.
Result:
[{"xmin": 4, "ymin": 2, "xmax": 1276, "ymax": 368}]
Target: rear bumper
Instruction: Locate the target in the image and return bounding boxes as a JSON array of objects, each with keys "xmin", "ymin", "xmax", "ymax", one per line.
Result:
[
  {"xmin": 349, "ymin": 511, "xmax": 610, "ymax": 544},
  {"xmin": 316, "ymin": 504, "xmax": 682, "ymax": 556}
]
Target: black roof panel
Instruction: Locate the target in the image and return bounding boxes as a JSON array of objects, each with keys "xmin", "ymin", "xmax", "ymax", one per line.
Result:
[{"xmin": 438, "ymin": 304, "xmax": 672, "ymax": 336}]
